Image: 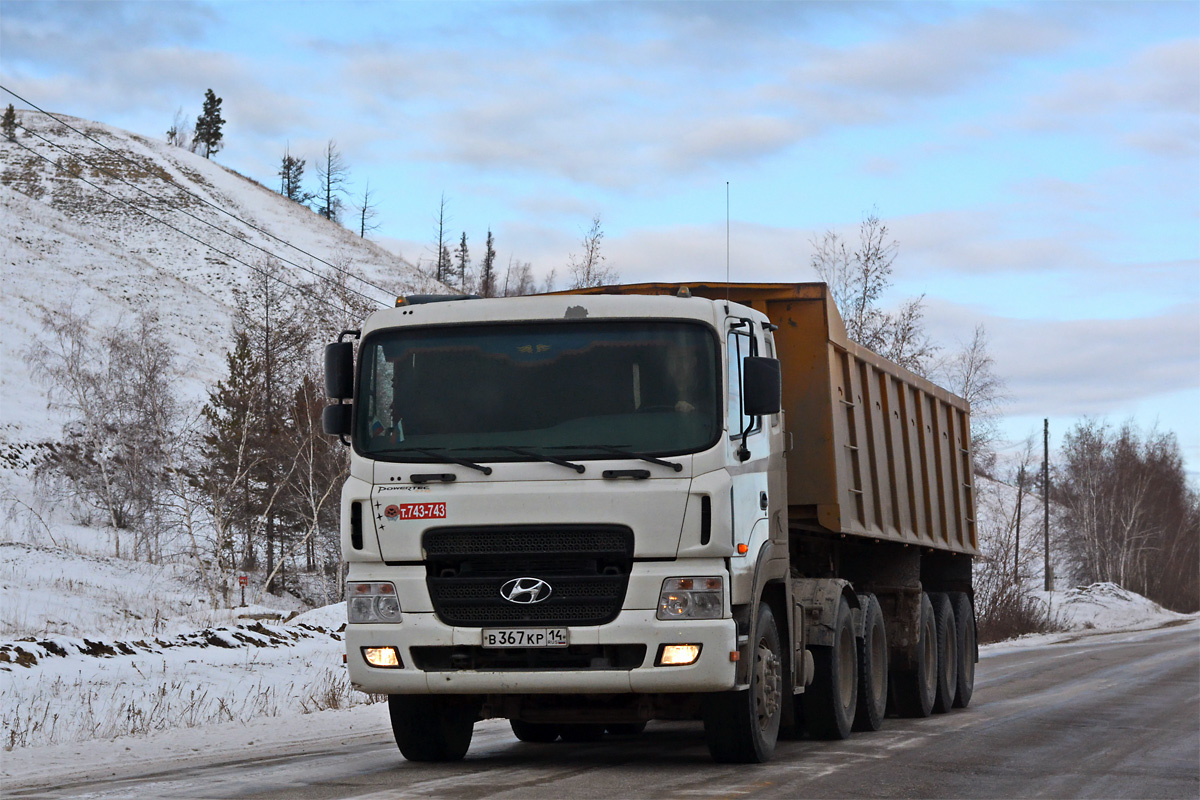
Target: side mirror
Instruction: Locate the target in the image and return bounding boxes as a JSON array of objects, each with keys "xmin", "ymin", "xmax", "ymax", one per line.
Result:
[
  {"xmin": 322, "ymin": 403, "xmax": 353, "ymax": 437},
  {"xmin": 324, "ymin": 342, "xmax": 354, "ymax": 400},
  {"xmin": 742, "ymin": 357, "xmax": 782, "ymax": 416}
]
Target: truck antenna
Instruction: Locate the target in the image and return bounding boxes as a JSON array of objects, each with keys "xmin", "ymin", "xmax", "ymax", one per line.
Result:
[{"xmin": 725, "ymin": 181, "xmax": 730, "ymax": 312}]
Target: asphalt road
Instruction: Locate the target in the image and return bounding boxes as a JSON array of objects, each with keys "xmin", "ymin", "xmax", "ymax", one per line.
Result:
[{"xmin": 9, "ymin": 621, "xmax": 1198, "ymax": 799}]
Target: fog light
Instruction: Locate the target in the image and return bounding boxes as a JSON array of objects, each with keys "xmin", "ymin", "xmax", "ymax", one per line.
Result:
[
  {"xmin": 657, "ymin": 644, "xmax": 701, "ymax": 666},
  {"xmin": 363, "ymin": 646, "xmax": 401, "ymax": 668}
]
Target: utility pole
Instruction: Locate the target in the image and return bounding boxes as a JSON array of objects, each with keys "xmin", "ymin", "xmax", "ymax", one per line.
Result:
[
  {"xmin": 1014, "ymin": 464, "xmax": 1025, "ymax": 582},
  {"xmin": 1043, "ymin": 418, "xmax": 1053, "ymax": 592}
]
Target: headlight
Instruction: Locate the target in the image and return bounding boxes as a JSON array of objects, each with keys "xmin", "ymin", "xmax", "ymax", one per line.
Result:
[
  {"xmin": 347, "ymin": 582, "xmax": 402, "ymax": 623},
  {"xmin": 657, "ymin": 576, "xmax": 723, "ymax": 620}
]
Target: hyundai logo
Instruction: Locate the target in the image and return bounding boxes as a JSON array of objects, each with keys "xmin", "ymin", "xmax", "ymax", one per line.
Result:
[{"xmin": 500, "ymin": 577, "xmax": 552, "ymax": 604}]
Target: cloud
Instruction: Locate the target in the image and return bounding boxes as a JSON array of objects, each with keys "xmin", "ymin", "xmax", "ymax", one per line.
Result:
[
  {"xmin": 924, "ymin": 299, "xmax": 1200, "ymax": 418},
  {"xmin": 795, "ymin": 8, "xmax": 1071, "ymax": 99},
  {"xmin": 0, "ymin": 1, "xmax": 216, "ymax": 69},
  {"xmin": 1022, "ymin": 37, "xmax": 1200, "ymax": 158}
]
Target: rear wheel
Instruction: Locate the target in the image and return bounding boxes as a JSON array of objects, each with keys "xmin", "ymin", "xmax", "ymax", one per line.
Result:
[
  {"xmin": 853, "ymin": 594, "xmax": 888, "ymax": 732},
  {"xmin": 890, "ymin": 592, "xmax": 936, "ymax": 718},
  {"xmin": 803, "ymin": 595, "xmax": 858, "ymax": 740},
  {"xmin": 950, "ymin": 592, "xmax": 976, "ymax": 708},
  {"xmin": 930, "ymin": 592, "xmax": 958, "ymax": 714},
  {"xmin": 703, "ymin": 602, "xmax": 783, "ymax": 763},
  {"xmin": 510, "ymin": 720, "xmax": 561, "ymax": 743},
  {"xmin": 388, "ymin": 695, "xmax": 477, "ymax": 762}
]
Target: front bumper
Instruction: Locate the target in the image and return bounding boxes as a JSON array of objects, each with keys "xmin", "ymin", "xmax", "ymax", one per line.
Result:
[{"xmin": 345, "ymin": 608, "xmax": 737, "ymax": 695}]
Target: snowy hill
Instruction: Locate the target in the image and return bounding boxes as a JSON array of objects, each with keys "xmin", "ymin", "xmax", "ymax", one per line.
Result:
[{"xmin": 0, "ymin": 110, "xmax": 442, "ymax": 450}]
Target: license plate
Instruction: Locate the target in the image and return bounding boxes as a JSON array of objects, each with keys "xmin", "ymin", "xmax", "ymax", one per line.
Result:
[{"xmin": 482, "ymin": 628, "xmax": 568, "ymax": 648}]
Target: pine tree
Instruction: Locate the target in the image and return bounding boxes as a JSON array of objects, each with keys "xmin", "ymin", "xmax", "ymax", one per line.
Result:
[
  {"xmin": 201, "ymin": 330, "xmax": 265, "ymax": 572},
  {"xmin": 278, "ymin": 145, "xmax": 313, "ymax": 204},
  {"xmin": 453, "ymin": 232, "xmax": 471, "ymax": 292},
  {"xmin": 193, "ymin": 89, "xmax": 225, "ymax": 159},
  {"xmin": 2, "ymin": 104, "xmax": 18, "ymax": 141},
  {"xmin": 480, "ymin": 228, "xmax": 497, "ymax": 297}
]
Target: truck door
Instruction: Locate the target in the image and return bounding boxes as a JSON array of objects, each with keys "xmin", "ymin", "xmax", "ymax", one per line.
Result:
[{"xmin": 727, "ymin": 321, "xmax": 770, "ymax": 557}]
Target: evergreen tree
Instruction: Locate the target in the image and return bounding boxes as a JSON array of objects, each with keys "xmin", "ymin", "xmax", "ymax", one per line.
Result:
[
  {"xmin": 480, "ymin": 228, "xmax": 497, "ymax": 298},
  {"xmin": 278, "ymin": 145, "xmax": 313, "ymax": 204},
  {"xmin": 201, "ymin": 330, "xmax": 265, "ymax": 572},
  {"xmin": 2, "ymin": 104, "xmax": 17, "ymax": 141},
  {"xmin": 453, "ymin": 231, "xmax": 471, "ymax": 292},
  {"xmin": 193, "ymin": 89, "xmax": 225, "ymax": 159}
]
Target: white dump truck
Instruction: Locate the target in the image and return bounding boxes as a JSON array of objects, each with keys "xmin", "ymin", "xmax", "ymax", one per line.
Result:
[{"xmin": 322, "ymin": 282, "xmax": 978, "ymax": 763}]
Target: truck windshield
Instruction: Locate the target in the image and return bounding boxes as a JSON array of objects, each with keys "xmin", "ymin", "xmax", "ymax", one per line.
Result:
[{"xmin": 355, "ymin": 320, "xmax": 719, "ymax": 462}]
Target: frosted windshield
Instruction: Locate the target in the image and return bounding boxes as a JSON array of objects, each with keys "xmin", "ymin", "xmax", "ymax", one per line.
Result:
[{"xmin": 355, "ymin": 320, "xmax": 719, "ymax": 461}]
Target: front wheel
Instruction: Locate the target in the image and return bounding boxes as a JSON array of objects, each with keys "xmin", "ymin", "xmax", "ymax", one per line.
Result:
[
  {"xmin": 389, "ymin": 694, "xmax": 478, "ymax": 761},
  {"xmin": 703, "ymin": 602, "xmax": 783, "ymax": 763}
]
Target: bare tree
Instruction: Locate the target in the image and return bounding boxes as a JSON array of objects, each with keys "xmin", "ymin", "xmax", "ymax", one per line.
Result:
[
  {"xmin": 356, "ymin": 180, "xmax": 381, "ymax": 238},
  {"xmin": 165, "ymin": 107, "xmax": 191, "ymax": 149},
  {"xmin": 810, "ymin": 213, "xmax": 936, "ymax": 375},
  {"xmin": 431, "ymin": 194, "xmax": 451, "ymax": 285},
  {"xmin": 316, "ymin": 140, "xmax": 348, "ymax": 222},
  {"xmin": 567, "ymin": 215, "xmax": 617, "ymax": 289},
  {"xmin": 502, "ymin": 256, "xmax": 538, "ymax": 297},
  {"xmin": 1056, "ymin": 420, "xmax": 1199, "ymax": 612},
  {"xmin": 25, "ymin": 309, "xmax": 181, "ymax": 561},
  {"xmin": 936, "ymin": 324, "xmax": 1006, "ymax": 474}
]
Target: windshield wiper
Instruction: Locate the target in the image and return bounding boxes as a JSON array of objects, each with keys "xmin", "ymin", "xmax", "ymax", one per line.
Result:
[
  {"xmin": 370, "ymin": 446, "xmax": 492, "ymax": 475},
  {"xmin": 498, "ymin": 446, "xmax": 585, "ymax": 474},
  {"xmin": 554, "ymin": 445, "xmax": 682, "ymax": 472}
]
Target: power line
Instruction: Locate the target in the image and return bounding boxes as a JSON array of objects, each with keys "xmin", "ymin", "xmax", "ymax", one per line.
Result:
[
  {"xmin": 16, "ymin": 121, "xmax": 386, "ymax": 309},
  {"xmin": 0, "ymin": 84, "xmax": 406, "ymax": 304},
  {"xmin": 7, "ymin": 135, "xmax": 350, "ymax": 316}
]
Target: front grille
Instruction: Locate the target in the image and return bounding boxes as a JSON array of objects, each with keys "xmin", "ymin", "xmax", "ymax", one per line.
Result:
[
  {"xmin": 424, "ymin": 525, "xmax": 634, "ymax": 627},
  {"xmin": 410, "ymin": 644, "xmax": 647, "ymax": 671}
]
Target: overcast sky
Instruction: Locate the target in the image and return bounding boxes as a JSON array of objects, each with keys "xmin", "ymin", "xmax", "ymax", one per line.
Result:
[{"xmin": 3, "ymin": 0, "xmax": 1198, "ymax": 477}]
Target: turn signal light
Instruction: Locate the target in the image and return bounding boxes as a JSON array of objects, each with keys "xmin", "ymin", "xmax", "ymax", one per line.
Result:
[
  {"xmin": 657, "ymin": 644, "xmax": 701, "ymax": 666},
  {"xmin": 363, "ymin": 646, "xmax": 402, "ymax": 668}
]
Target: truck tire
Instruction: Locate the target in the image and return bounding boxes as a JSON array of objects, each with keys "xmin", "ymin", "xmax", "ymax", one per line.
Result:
[
  {"xmin": 890, "ymin": 592, "xmax": 936, "ymax": 718},
  {"xmin": 930, "ymin": 592, "xmax": 958, "ymax": 714},
  {"xmin": 510, "ymin": 720, "xmax": 561, "ymax": 743},
  {"xmin": 703, "ymin": 602, "xmax": 783, "ymax": 763},
  {"xmin": 950, "ymin": 592, "xmax": 976, "ymax": 708},
  {"xmin": 803, "ymin": 594, "xmax": 858, "ymax": 740},
  {"xmin": 853, "ymin": 594, "xmax": 888, "ymax": 732},
  {"xmin": 388, "ymin": 694, "xmax": 476, "ymax": 761}
]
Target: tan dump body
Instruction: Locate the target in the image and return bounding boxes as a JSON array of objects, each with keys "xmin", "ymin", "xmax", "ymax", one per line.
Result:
[{"xmin": 565, "ymin": 282, "xmax": 979, "ymax": 557}]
